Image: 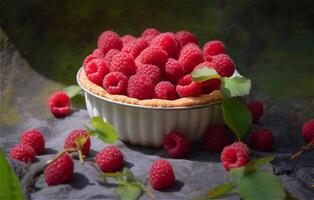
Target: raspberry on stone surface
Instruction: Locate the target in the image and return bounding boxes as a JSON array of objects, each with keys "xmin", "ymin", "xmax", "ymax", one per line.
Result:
[
  {"xmin": 220, "ymin": 142, "xmax": 250, "ymax": 171},
  {"xmin": 110, "ymin": 52, "xmax": 137, "ymax": 77},
  {"xmin": 137, "ymin": 64, "xmax": 162, "ymax": 84},
  {"xmin": 103, "ymin": 72, "xmax": 128, "ymax": 95},
  {"xmin": 155, "ymin": 81, "xmax": 177, "ymax": 100},
  {"xmin": 84, "ymin": 58, "xmax": 110, "ymax": 86},
  {"xmin": 97, "ymin": 30, "xmax": 122, "ymax": 54},
  {"xmin": 127, "ymin": 74, "xmax": 155, "ymax": 100},
  {"xmin": 178, "ymin": 43, "xmax": 203, "ymax": 73},
  {"xmin": 210, "ymin": 54, "xmax": 235, "ymax": 77},
  {"xmin": 96, "ymin": 146, "xmax": 124, "ymax": 172},
  {"xmin": 164, "ymin": 58, "xmax": 184, "ymax": 84},
  {"xmin": 149, "ymin": 159, "xmax": 175, "ymax": 190},
  {"xmin": 47, "ymin": 92, "xmax": 71, "ymax": 118},
  {"xmin": 203, "ymin": 126, "xmax": 233, "ymax": 152},
  {"xmin": 250, "ymin": 128, "xmax": 274, "ymax": 151},
  {"xmin": 203, "ymin": 40, "xmax": 226, "ymax": 61},
  {"xmin": 163, "ymin": 131, "xmax": 191, "ymax": 158},
  {"xmin": 10, "ymin": 144, "xmax": 36, "ymax": 163},
  {"xmin": 302, "ymin": 119, "xmax": 314, "ymax": 144},
  {"xmin": 176, "ymin": 74, "xmax": 201, "ymax": 97},
  {"xmin": 64, "ymin": 129, "xmax": 91, "ymax": 157},
  {"xmin": 175, "ymin": 31, "xmax": 198, "ymax": 47},
  {"xmin": 247, "ymin": 101, "xmax": 264, "ymax": 123},
  {"xmin": 20, "ymin": 129, "xmax": 45, "ymax": 155}
]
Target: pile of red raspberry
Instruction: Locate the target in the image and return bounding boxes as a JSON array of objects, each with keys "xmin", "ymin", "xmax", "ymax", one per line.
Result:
[{"xmin": 83, "ymin": 28, "xmax": 236, "ymax": 100}]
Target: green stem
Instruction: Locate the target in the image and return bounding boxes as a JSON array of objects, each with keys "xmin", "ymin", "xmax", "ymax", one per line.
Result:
[{"xmin": 47, "ymin": 148, "xmax": 77, "ymax": 165}]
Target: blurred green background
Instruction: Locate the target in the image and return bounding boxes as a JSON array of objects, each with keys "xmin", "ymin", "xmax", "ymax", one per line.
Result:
[{"xmin": 0, "ymin": 0, "xmax": 313, "ymax": 127}]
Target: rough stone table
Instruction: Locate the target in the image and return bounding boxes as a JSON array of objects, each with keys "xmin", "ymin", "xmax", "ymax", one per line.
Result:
[{"xmin": 1, "ymin": 1, "xmax": 314, "ymax": 199}]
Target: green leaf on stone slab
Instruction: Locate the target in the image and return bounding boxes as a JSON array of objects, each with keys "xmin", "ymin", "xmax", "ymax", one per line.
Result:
[
  {"xmin": 85, "ymin": 117, "xmax": 118, "ymax": 144},
  {"xmin": 230, "ymin": 167, "xmax": 285, "ymax": 200},
  {"xmin": 221, "ymin": 76, "xmax": 251, "ymax": 98},
  {"xmin": 222, "ymin": 98, "xmax": 252, "ymax": 140},
  {"xmin": 0, "ymin": 148, "xmax": 25, "ymax": 200},
  {"xmin": 123, "ymin": 168, "xmax": 138, "ymax": 182},
  {"xmin": 116, "ymin": 183, "xmax": 142, "ymax": 200},
  {"xmin": 191, "ymin": 67, "xmax": 221, "ymax": 82},
  {"xmin": 63, "ymin": 85, "xmax": 82, "ymax": 98},
  {"xmin": 207, "ymin": 182, "xmax": 234, "ymax": 199},
  {"xmin": 244, "ymin": 156, "xmax": 275, "ymax": 174}
]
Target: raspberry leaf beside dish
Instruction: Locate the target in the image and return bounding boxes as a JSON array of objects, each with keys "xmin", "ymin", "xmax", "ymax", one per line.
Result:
[
  {"xmin": 63, "ymin": 85, "xmax": 82, "ymax": 98},
  {"xmin": 85, "ymin": 117, "xmax": 118, "ymax": 144}
]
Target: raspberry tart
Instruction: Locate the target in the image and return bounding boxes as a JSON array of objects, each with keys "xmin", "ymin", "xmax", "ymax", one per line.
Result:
[{"xmin": 77, "ymin": 28, "xmax": 237, "ymax": 147}]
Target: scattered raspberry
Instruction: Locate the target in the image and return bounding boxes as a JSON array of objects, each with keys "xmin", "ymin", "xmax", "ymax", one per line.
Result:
[
  {"xmin": 141, "ymin": 28, "xmax": 160, "ymax": 38},
  {"xmin": 136, "ymin": 47, "xmax": 168, "ymax": 68},
  {"xmin": 247, "ymin": 101, "xmax": 264, "ymax": 123},
  {"xmin": 110, "ymin": 52, "xmax": 136, "ymax": 77},
  {"xmin": 20, "ymin": 129, "xmax": 45, "ymax": 155},
  {"xmin": 163, "ymin": 131, "xmax": 191, "ymax": 158},
  {"xmin": 203, "ymin": 126, "xmax": 233, "ymax": 152},
  {"xmin": 137, "ymin": 64, "xmax": 162, "ymax": 84},
  {"xmin": 203, "ymin": 40, "xmax": 226, "ymax": 61},
  {"xmin": 149, "ymin": 160, "xmax": 175, "ymax": 190},
  {"xmin": 176, "ymin": 75, "xmax": 201, "ymax": 97},
  {"xmin": 84, "ymin": 58, "xmax": 110, "ymax": 86},
  {"xmin": 47, "ymin": 92, "xmax": 71, "ymax": 118},
  {"xmin": 97, "ymin": 30, "xmax": 122, "ymax": 54},
  {"xmin": 127, "ymin": 74, "xmax": 155, "ymax": 99},
  {"xmin": 44, "ymin": 154, "xmax": 74, "ymax": 186},
  {"xmin": 92, "ymin": 49, "xmax": 105, "ymax": 58},
  {"xmin": 64, "ymin": 129, "xmax": 91, "ymax": 157},
  {"xmin": 104, "ymin": 49, "xmax": 120, "ymax": 65},
  {"xmin": 210, "ymin": 54, "xmax": 235, "ymax": 77},
  {"xmin": 155, "ymin": 81, "xmax": 177, "ymax": 100},
  {"xmin": 150, "ymin": 32, "xmax": 180, "ymax": 58},
  {"xmin": 96, "ymin": 146, "xmax": 124, "ymax": 172},
  {"xmin": 164, "ymin": 58, "xmax": 184, "ymax": 84},
  {"xmin": 10, "ymin": 144, "xmax": 36, "ymax": 163},
  {"xmin": 122, "ymin": 38, "xmax": 148, "ymax": 58},
  {"xmin": 175, "ymin": 31, "xmax": 198, "ymax": 47},
  {"xmin": 220, "ymin": 142, "xmax": 250, "ymax": 171},
  {"xmin": 178, "ymin": 43, "xmax": 203, "ymax": 73},
  {"xmin": 120, "ymin": 34, "xmax": 136, "ymax": 45},
  {"xmin": 103, "ymin": 72, "xmax": 128, "ymax": 95},
  {"xmin": 302, "ymin": 119, "xmax": 314, "ymax": 143},
  {"xmin": 250, "ymin": 128, "xmax": 274, "ymax": 151}
]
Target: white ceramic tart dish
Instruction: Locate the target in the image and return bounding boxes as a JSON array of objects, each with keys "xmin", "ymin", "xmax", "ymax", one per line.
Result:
[{"xmin": 77, "ymin": 68, "xmax": 225, "ymax": 147}]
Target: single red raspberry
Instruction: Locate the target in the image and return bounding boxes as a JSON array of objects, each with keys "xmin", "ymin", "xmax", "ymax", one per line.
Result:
[
  {"xmin": 83, "ymin": 54, "xmax": 97, "ymax": 67},
  {"xmin": 120, "ymin": 34, "xmax": 136, "ymax": 45},
  {"xmin": 136, "ymin": 47, "xmax": 168, "ymax": 68},
  {"xmin": 47, "ymin": 92, "xmax": 71, "ymax": 118},
  {"xmin": 103, "ymin": 72, "xmax": 128, "ymax": 95},
  {"xmin": 250, "ymin": 128, "xmax": 274, "ymax": 151},
  {"xmin": 44, "ymin": 154, "xmax": 74, "ymax": 185},
  {"xmin": 178, "ymin": 43, "xmax": 203, "ymax": 73},
  {"xmin": 203, "ymin": 126, "xmax": 233, "ymax": 152},
  {"xmin": 155, "ymin": 81, "xmax": 177, "ymax": 100},
  {"xmin": 20, "ymin": 129, "xmax": 45, "ymax": 155},
  {"xmin": 220, "ymin": 142, "xmax": 250, "ymax": 171},
  {"xmin": 163, "ymin": 131, "xmax": 191, "ymax": 158},
  {"xmin": 110, "ymin": 52, "xmax": 137, "ymax": 77},
  {"xmin": 127, "ymin": 74, "xmax": 155, "ymax": 100},
  {"xmin": 137, "ymin": 64, "xmax": 162, "ymax": 84},
  {"xmin": 104, "ymin": 49, "xmax": 120, "ymax": 65},
  {"xmin": 176, "ymin": 75, "xmax": 201, "ymax": 97},
  {"xmin": 141, "ymin": 28, "xmax": 160, "ymax": 38},
  {"xmin": 92, "ymin": 49, "xmax": 105, "ymax": 58},
  {"xmin": 64, "ymin": 129, "xmax": 91, "ymax": 157},
  {"xmin": 175, "ymin": 31, "xmax": 198, "ymax": 47},
  {"xmin": 203, "ymin": 40, "xmax": 226, "ymax": 61},
  {"xmin": 97, "ymin": 30, "xmax": 122, "ymax": 54},
  {"xmin": 149, "ymin": 160, "xmax": 175, "ymax": 190},
  {"xmin": 194, "ymin": 61, "xmax": 215, "ymax": 70},
  {"xmin": 164, "ymin": 58, "xmax": 184, "ymax": 84},
  {"xmin": 302, "ymin": 119, "xmax": 314, "ymax": 143},
  {"xmin": 210, "ymin": 54, "xmax": 235, "ymax": 77},
  {"xmin": 96, "ymin": 146, "xmax": 124, "ymax": 172},
  {"xmin": 247, "ymin": 101, "xmax": 264, "ymax": 123},
  {"xmin": 84, "ymin": 58, "xmax": 110, "ymax": 86},
  {"xmin": 122, "ymin": 38, "xmax": 148, "ymax": 58},
  {"xmin": 10, "ymin": 144, "xmax": 36, "ymax": 163},
  {"xmin": 150, "ymin": 32, "xmax": 180, "ymax": 58}
]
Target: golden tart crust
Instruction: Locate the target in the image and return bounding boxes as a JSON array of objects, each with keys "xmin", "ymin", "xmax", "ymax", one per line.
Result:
[{"xmin": 78, "ymin": 69, "xmax": 223, "ymax": 107}]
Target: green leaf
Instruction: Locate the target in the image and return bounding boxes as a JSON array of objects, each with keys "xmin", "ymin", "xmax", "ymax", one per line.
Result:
[
  {"xmin": 86, "ymin": 117, "xmax": 118, "ymax": 144},
  {"xmin": 0, "ymin": 148, "xmax": 25, "ymax": 200},
  {"xmin": 221, "ymin": 98, "xmax": 252, "ymax": 140},
  {"xmin": 123, "ymin": 168, "xmax": 137, "ymax": 182},
  {"xmin": 231, "ymin": 168, "xmax": 285, "ymax": 200},
  {"xmin": 63, "ymin": 85, "xmax": 82, "ymax": 98},
  {"xmin": 244, "ymin": 156, "xmax": 275, "ymax": 174},
  {"xmin": 207, "ymin": 182, "xmax": 234, "ymax": 199},
  {"xmin": 116, "ymin": 183, "xmax": 142, "ymax": 200},
  {"xmin": 191, "ymin": 67, "xmax": 221, "ymax": 83},
  {"xmin": 221, "ymin": 76, "xmax": 251, "ymax": 98}
]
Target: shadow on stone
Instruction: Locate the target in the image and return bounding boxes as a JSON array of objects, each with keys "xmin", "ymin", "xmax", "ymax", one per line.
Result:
[
  {"xmin": 161, "ymin": 180, "xmax": 184, "ymax": 192},
  {"xmin": 44, "ymin": 148, "xmax": 57, "ymax": 154},
  {"xmin": 70, "ymin": 172, "xmax": 89, "ymax": 189}
]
